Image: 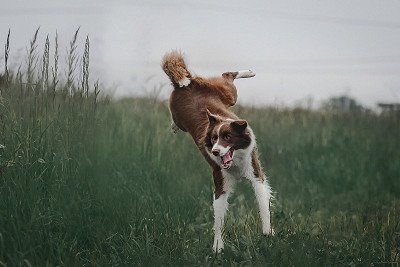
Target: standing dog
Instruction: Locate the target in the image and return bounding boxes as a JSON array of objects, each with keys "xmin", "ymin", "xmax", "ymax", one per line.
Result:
[{"xmin": 162, "ymin": 51, "xmax": 273, "ymax": 253}]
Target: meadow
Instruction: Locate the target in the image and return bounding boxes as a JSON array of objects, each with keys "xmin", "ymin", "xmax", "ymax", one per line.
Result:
[{"xmin": 0, "ymin": 31, "xmax": 399, "ymax": 265}]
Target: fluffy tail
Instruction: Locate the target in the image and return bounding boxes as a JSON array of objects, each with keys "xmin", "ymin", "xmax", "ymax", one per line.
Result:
[{"xmin": 162, "ymin": 51, "xmax": 191, "ymax": 88}]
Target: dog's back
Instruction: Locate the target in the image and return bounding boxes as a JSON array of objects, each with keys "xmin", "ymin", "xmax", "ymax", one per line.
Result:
[{"xmin": 162, "ymin": 51, "xmax": 238, "ymax": 146}]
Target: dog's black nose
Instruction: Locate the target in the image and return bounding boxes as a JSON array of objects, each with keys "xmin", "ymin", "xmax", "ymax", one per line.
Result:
[{"xmin": 212, "ymin": 149, "xmax": 220, "ymax": 156}]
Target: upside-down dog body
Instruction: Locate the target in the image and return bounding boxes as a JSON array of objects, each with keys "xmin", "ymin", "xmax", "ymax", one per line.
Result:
[{"xmin": 162, "ymin": 51, "xmax": 274, "ymax": 253}]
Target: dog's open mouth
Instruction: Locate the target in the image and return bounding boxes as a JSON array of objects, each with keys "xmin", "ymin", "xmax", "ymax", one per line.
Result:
[{"xmin": 221, "ymin": 148, "xmax": 234, "ymax": 169}]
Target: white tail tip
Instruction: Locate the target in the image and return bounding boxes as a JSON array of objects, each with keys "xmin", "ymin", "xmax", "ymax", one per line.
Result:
[{"xmin": 178, "ymin": 77, "xmax": 191, "ymax": 87}]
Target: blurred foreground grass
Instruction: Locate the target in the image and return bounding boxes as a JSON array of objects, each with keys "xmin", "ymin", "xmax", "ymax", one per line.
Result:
[{"xmin": 0, "ymin": 30, "xmax": 399, "ymax": 265}]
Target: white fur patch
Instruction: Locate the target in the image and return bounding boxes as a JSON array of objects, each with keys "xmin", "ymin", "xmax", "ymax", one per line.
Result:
[
  {"xmin": 178, "ymin": 77, "xmax": 190, "ymax": 87},
  {"xmin": 251, "ymin": 179, "xmax": 273, "ymax": 235},
  {"xmin": 236, "ymin": 70, "xmax": 256, "ymax": 79},
  {"xmin": 212, "ymin": 144, "xmax": 231, "ymax": 156},
  {"xmin": 212, "ymin": 176, "xmax": 235, "ymax": 253},
  {"xmin": 213, "ymin": 195, "xmax": 227, "ymax": 253}
]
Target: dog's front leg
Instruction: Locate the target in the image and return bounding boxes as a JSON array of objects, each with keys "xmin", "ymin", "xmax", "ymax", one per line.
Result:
[
  {"xmin": 250, "ymin": 177, "xmax": 274, "ymax": 235},
  {"xmin": 212, "ymin": 169, "xmax": 235, "ymax": 253}
]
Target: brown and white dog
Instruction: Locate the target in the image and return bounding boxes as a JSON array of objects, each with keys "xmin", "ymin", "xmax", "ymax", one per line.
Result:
[{"xmin": 162, "ymin": 51, "xmax": 273, "ymax": 253}]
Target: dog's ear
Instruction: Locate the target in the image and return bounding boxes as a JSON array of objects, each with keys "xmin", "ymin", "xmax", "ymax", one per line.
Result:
[
  {"xmin": 206, "ymin": 109, "xmax": 220, "ymax": 125},
  {"xmin": 231, "ymin": 120, "xmax": 247, "ymax": 133}
]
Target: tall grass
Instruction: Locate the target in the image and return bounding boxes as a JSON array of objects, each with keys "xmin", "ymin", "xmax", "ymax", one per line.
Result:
[{"xmin": 0, "ymin": 30, "xmax": 399, "ymax": 265}]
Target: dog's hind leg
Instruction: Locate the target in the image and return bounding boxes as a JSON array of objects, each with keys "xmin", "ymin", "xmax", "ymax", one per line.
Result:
[
  {"xmin": 219, "ymin": 70, "xmax": 255, "ymax": 107},
  {"xmin": 250, "ymin": 177, "xmax": 274, "ymax": 236},
  {"xmin": 212, "ymin": 168, "xmax": 235, "ymax": 253},
  {"xmin": 222, "ymin": 70, "xmax": 255, "ymax": 81}
]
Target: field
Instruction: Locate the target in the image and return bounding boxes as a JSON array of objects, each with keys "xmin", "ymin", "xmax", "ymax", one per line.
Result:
[{"xmin": 0, "ymin": 33, "xmax": 399, "ymax": 265}]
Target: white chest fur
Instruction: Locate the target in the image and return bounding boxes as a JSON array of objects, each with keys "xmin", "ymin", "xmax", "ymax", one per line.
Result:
[{"xmin": 222, "ymin": 147, "xmax": 255, "ymax": 180}]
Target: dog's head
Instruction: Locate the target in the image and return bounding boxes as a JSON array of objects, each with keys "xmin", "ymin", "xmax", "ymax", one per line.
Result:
[{"xmin": 204, "ymin": 109, "xmax": 253, "ymax": 169}]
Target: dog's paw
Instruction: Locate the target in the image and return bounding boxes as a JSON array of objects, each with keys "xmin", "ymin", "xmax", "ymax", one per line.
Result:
[
  {"xmin": 171, "ymin": 122, "xmax": 180, "ymax": 134},
  {"xmin": 212, "ymin": 239, "xmax": 224, "ymax": 253},
  {"xmin": 263, "ymin": 227, "xmax": 275, "ymax": 236},
  {"xmin": 236, "ymin": 70, "xmax": 256, "ymax": 79}
]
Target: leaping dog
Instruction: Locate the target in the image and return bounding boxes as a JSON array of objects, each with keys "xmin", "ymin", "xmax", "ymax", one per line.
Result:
[{"xmin": 162, "ymin": 51, "xmax": 274, "ymax": 253}]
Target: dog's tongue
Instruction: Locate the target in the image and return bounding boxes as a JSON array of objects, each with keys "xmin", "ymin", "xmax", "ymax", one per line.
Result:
[{"xmin": 222, "ymin": 151, "xmax": 232, "ymax": 165}]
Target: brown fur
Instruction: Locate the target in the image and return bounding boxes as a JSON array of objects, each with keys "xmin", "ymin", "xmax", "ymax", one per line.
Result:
[
  {"xmin": 251, "ymin": 149, "xmax": 264, "ymax": 181},
  {"xmin": 162, "ymin": 51, "xmax": 191, "ymax": 87},
  {"xmin": 212, "ymin": 168, "xmax": 225, "ymax": 199},
  {"xmin": 169, "ymin": 76, "xmax": 239, "ymax": 148}
]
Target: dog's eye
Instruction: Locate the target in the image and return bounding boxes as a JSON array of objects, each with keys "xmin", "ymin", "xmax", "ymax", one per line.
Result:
[
  {"xmin": 224, "ymin": 134, "xmax": 231, "ymax": 140},
  {"xmin": 212, "ymin": 135, "xmax": 218, "ymax": 142}
]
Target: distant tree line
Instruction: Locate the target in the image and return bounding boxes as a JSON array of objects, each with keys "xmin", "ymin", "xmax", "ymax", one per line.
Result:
[{"xmin": 322, "ymin": 95, "xmax": 399, "ymax": 116}]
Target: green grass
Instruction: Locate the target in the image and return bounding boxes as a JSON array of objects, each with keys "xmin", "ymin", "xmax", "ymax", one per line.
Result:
[{"xmin": 0, "ymin": 31, "xmax": 399, "ymax": 265}]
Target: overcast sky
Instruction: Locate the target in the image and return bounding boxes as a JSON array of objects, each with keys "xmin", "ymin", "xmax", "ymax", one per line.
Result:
[{"xmin": 1, "ymin": 0, "xmax": 400, "ymax": 107}]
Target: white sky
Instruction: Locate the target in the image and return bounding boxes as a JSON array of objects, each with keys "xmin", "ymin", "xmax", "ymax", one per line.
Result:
[{"xmin": 1, "ymin": 0, "xmax": 400, "ymax": 108}]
